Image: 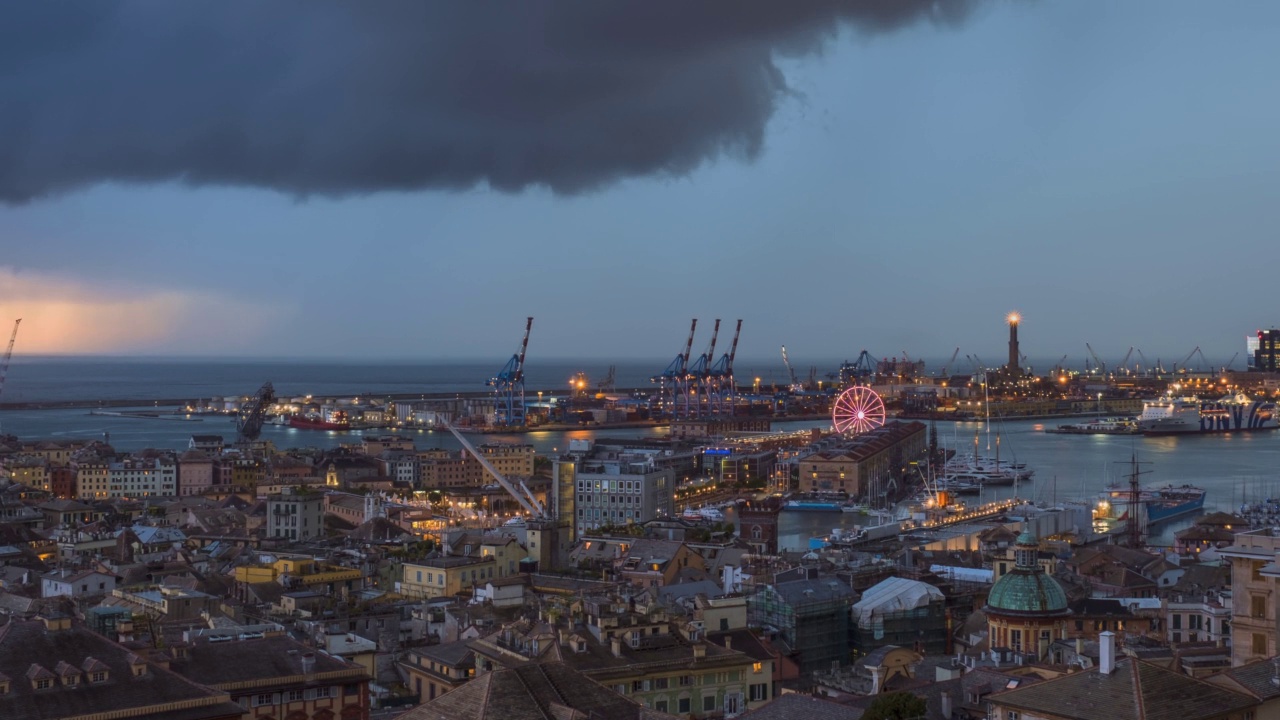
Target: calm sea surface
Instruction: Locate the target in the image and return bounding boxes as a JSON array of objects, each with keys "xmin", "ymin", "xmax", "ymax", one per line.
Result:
[{"xmin": 3, "ymin": 359, "xmax": 1278, "ymax": 548}]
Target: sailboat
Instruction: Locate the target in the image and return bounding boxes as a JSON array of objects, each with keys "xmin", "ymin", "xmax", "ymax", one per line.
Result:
[{"xmin": 942, "ymin": 372, "xmax": 1033, "ymax": 487}]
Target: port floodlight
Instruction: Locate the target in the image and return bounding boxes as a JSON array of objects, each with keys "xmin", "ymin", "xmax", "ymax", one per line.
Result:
[
  {"xmin": 832, "ymin": 386, "xmax": 886, "ymax": 435},
  {"xmin": 1007, "ymin": 311, "xmax": 1021, "ymax": 325}
]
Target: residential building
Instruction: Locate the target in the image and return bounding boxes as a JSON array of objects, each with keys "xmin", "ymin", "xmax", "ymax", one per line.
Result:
[
  {"xmin": 1219, "ymin": 528, "xmax": 1280, "ymax": 665},
  {"xmin": 170, "ymin": 632, "xmax": 370, "ymax": 720},
  {"xmin": 106, "ymin": 454, "xmax": 178, "ymax": 498},
  {"xmin": 178, "ymin": 449, "xmax": 215, "ymax": 496},
  {"xmin": 1168, "ymin": 593, "xmax": 1232, "ymax": 647},
  {"xmin": 41, "ymin": 569, "xmax": 116, "ymax": 598},
  {"xmin": 417, "ymin": 443, "xmax": 535, "ymax": 489},
  {"xmin": 399, "ymin": 641, "xmax": 475, "ymax": 703},
  {"xmin": 267, "ymin": 486, "xmax": 325, "ymax": 542},
  {"xmin": 401, "ymin": 555, "xmax": 497, "ymax": 599},
  {"xmin": 0, "ymin": 615, "xmax": 245, "ymax": 720}
]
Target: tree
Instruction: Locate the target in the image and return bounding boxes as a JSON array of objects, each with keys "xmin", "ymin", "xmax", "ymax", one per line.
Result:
[{"xmin": 861, "ymin": 691, "xmax": 927, "ymax": 720}]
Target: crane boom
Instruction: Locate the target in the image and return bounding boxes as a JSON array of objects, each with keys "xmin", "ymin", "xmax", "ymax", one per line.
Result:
[
  {"xmin": 1136, "ymin": 349, "xmax": 1149, "ymax": 374},
  {"xmin": 1119, "ymin": 347, "xmax": 1134, "ymax": 373},
  {"xmin": 781, "ymin": 346, "xmax": 798, "ymax": 386},
  {"xmin": 1225, "ymin": 351, "xmax": 1240, "ymax": 371},
  {"xmin": 0, "ymin": 319, "xmax": 20, "ymax": 403},
  {"xmin": 442, "ymin": 419, "xmax": 543, "ymax": 517},
  {"xmin": 514, "ymin": 317, "xmax": 533, "ymax": 382},
  {"xmin": 940, "ymin": 347, "xmax": 960, "ymax": 376},
  {"xmin": 1085, "ymin": 343, "xmax": 1106, "ymax": 374},
  {"xmin": 726, "ymin": 320, "xmax": 741, "ymax": 370},
  {"xmin": 705, "ymin": 320, "xmax": 720, "ymax": 372},
  {"xmin": 1176, "ymin": 346, "xmax": 1200, "ymax": 371},
  {"xmin": 680, "ymin": 319, "xmax": 698, "ymax": 375}
]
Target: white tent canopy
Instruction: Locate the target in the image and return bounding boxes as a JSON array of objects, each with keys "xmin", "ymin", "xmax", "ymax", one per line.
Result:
[{"xmin": 851, "ymin": 576, "xmax": 944, "ymax": 628}]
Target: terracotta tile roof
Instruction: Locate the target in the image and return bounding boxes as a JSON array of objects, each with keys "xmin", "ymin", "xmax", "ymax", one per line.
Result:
[
  {"xmin": 0, "ymin": 619, "xmax": 243, "ymax": 720},
  {"xmin": 400, "ymin": 661, "xmax": 677, "ymax": 720},
  {"xmin": 991, "ymin": 657, "xmax": 1256, "ymax": 720},
  {"xmin": 738, "ymin": 693, "xmax": 864, "ymax": 719}
]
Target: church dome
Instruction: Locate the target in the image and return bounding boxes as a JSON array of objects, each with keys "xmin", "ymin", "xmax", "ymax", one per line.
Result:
[
  {"xmin": 985, "ymin": 529, "xmax": 1070, "ymax": 616},
  {"xmin": 986, "ymin": 569, "xmax": 1070, "ymax": 615}
]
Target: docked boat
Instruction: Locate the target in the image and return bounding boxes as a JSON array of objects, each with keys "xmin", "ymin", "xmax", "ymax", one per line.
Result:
[
  {"xmin": 1045, "ymin": 417, "xmax": 1140, "ymax": 435},
  {"xmin": 784, "ymin": 495, "xmax": 844, "ymax": 512},
  {"xmin": 288, "ymin": 413, "xmax": 350, "ymax": 431},
  {"xmin": 1138, "ymin": 394, "xmax": 1278, "ymax": 435},
  {"xmin": 698, "ymin": 507, "xmax": 726, "ymax": 522},
  {"xmin": 1096, "ymin": 483, "xmax": 1207, "ymax": 527}
]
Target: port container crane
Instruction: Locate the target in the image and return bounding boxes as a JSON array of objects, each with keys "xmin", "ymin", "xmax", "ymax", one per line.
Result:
[
  {"xmin": 1225, "ymin": 351, "xmax": 1240, "ymax": 371},
  {"xmin": 0, "ymin": 319, "xmax": 20, "ymax": 406},
  {"xmin": 652, "ymin": 319, "xmax": 698, "ymax": 419},
  {"xmin": 708, "ymin": 319, "xmax": 741, "ymax": 415},
  {"xmin": 487, "ymin": 317, "xmax": 533, "ymax": 426},
  {"xmin": 939, "ymin": 347, "xmax": 960, "ymax": 377},
  {"xmin": 236, "ymin": 381, "xmax": 275, "ymax": 443},
  {"xmin": 1175, "ymin": 346, "xmax": 1207, "ymax": 373},
  {"xmin": 595, "ymin": 365, "xmax": 616, "ymax": 393},
  {"xmin": 1085, "ymin": 343, "xmax": 1106, "ymax": 375},
  {"xmin": 442, "ymin": 418, "xmax": 544, "ymax": 517},
  {"xmin": 686, "ymin": 319, "xmax": 719, "ymax": 417},
  {"xmin": 780, "ymin": 345, "xmax": 800, "ymax": 391},
  {"xmin": 1118, "ymin": 347, "xmax": 1134, "ymax": 375},
  {"xmin": 1136, "ymin": 349, "xmax": 1150, "ymax": 376}
]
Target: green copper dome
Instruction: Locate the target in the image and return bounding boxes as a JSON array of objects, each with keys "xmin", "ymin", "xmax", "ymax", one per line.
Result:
[{"xmin": 986, "ymin": 569, "xmax": 1070, "ymax": 616}]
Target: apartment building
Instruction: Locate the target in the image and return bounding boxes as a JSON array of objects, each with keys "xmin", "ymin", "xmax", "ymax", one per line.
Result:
[
  {"xmin": 1219, "ymin": 527, "xmax": 1280, "ymax": 665},
  {"xmin": 267, "ymin": 486, "xmax": 325, "ymax": 542},
  {"xmin": 568, "ymin": 449, "xmax": 674, "ymax": 537}
]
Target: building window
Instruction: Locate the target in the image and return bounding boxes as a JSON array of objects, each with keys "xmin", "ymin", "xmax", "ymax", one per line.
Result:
[
  {"xmin": 1253, "ymin": 633, "xmax": 1268, "ymax": 655},
  {"xmin": 1006, "ymin": 712, "xmax": 1021, "ymax": 720},
  {"xmin": 704, "ymin": 695, "xmax": 717, "ymax": 712},
  {"xmin": 1252, "ymin": 595, "xmax": 1266, "ymax": 619},
  {"xmin": 749, "ymin": 683, "xmax": 768, "ymax": 702},
  {"xmin": 678, "ymin": 698, "xmax": 691, "ymax": 713},
  {"xmin": 287, "ymin": 689, "xmax": 304, "ymax": 702},
  {"xmin": 254, "ymin": 694, "xmax": 274, "ymax": 707},
  {"xmin": 1172, "ymin": 614, "xmax": 1182, "ymax": 629},
  {"xmin": 752, "ymin": 662, "xmax": 762, "ymax": 674}
]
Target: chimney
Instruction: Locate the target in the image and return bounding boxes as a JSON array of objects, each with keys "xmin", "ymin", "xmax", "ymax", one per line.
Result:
[
  {"xmin": 693, "ymin": 643, "xmax": 707, "ymax": 660},
  {"xmin": 1075, "ymin": 637, "xmax": 1083, "ymax": 655},
  {"xmin": 1099, "ymin": 631, "xmax": 1115, "ymax": 675},
  {"xmin": 611, "ymin": 637, "xmax": 622, "ymax": 658},
  {"xmin": 302, "ymin": 652, "xmax": 315, "ymax": 675},
  {"xmin": 724, "ymin": 635, "xmax": 732, "ymax": 651},
  {"xmin": 941, "ymin": 690, "xmax": 952, "ymax": 719}
]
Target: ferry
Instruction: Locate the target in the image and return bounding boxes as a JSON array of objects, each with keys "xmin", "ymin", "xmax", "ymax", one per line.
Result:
[
  {"xmin": 1138, "ymin": 394, "xmax": 1278, "ymax": 435},
  {"xmin": 1045, "ymin": 417, "xmax": 1140, "ymax": 435},
  {"xmin": 783, "ymin": 494, "xmax": 845, "ymax": 512}
]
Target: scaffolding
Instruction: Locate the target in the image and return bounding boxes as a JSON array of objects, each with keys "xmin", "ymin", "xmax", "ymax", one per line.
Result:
[{"xmin": 745, "ymin": 565, "xmax": 857, "ymax": 676}]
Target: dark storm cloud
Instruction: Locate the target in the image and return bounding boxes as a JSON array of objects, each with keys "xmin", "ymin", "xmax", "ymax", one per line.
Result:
[{"xmin": 0, "ymin": 1, "xmax": 977, "ymax": 202}]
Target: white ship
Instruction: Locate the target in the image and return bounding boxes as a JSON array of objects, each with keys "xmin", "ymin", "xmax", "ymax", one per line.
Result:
[{"xmin": 1137, "ymin": 394, "xmax": 1278, "ymax": 435}]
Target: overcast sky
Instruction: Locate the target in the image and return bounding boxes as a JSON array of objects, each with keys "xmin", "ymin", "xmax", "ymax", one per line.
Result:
[{"xmin": 1, "ymin": 1, "xmax": 1278, "ymax": 368}]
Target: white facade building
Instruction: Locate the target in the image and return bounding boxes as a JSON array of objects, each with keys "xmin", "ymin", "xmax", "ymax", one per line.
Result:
[{"xmin": 570, "ymin": 451, "xmax": 674, "ymax": 536}]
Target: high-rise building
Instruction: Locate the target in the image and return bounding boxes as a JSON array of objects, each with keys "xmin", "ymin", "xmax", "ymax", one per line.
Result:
[
  {"xmin": 566, "ymin": 449, "xmax": 674, "ymax": 536},
  {"xmin": 1251, "ymin": 329, "xmax": 1280, "ymax": 372}
]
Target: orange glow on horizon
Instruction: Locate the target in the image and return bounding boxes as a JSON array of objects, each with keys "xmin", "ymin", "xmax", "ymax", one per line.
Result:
[{"xmin": 0, "ymin": 266, "xmax": 282, "ymax": 354}]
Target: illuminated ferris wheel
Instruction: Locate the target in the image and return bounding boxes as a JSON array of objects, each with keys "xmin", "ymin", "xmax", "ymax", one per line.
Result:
[{"xmin": 832, "ymin": 386, "xmax": 886, "ymax": 435}]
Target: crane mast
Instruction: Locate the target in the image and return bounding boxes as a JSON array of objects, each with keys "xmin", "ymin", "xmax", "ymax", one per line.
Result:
[{"xmin": 0, "ymin": 319, "xmax": 20, "ymax": 404}]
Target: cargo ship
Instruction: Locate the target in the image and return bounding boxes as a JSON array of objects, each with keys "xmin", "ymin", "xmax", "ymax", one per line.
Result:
[
  {"xmin": 1137, "ymin": 394, "xmax": 1278, "ymax": 435},
  {"xmin": 287, "ymin": 412, "xmax": 350, "ymax": 431},
  {"xmin": 1095, "ymin": 483, "xmax": 1206, "ymax": 527}
]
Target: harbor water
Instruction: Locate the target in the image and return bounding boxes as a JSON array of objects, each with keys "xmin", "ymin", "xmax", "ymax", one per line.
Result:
[{"xmin": 3, "ymin": 360, "xmax": 1279, "ymax": 550}]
